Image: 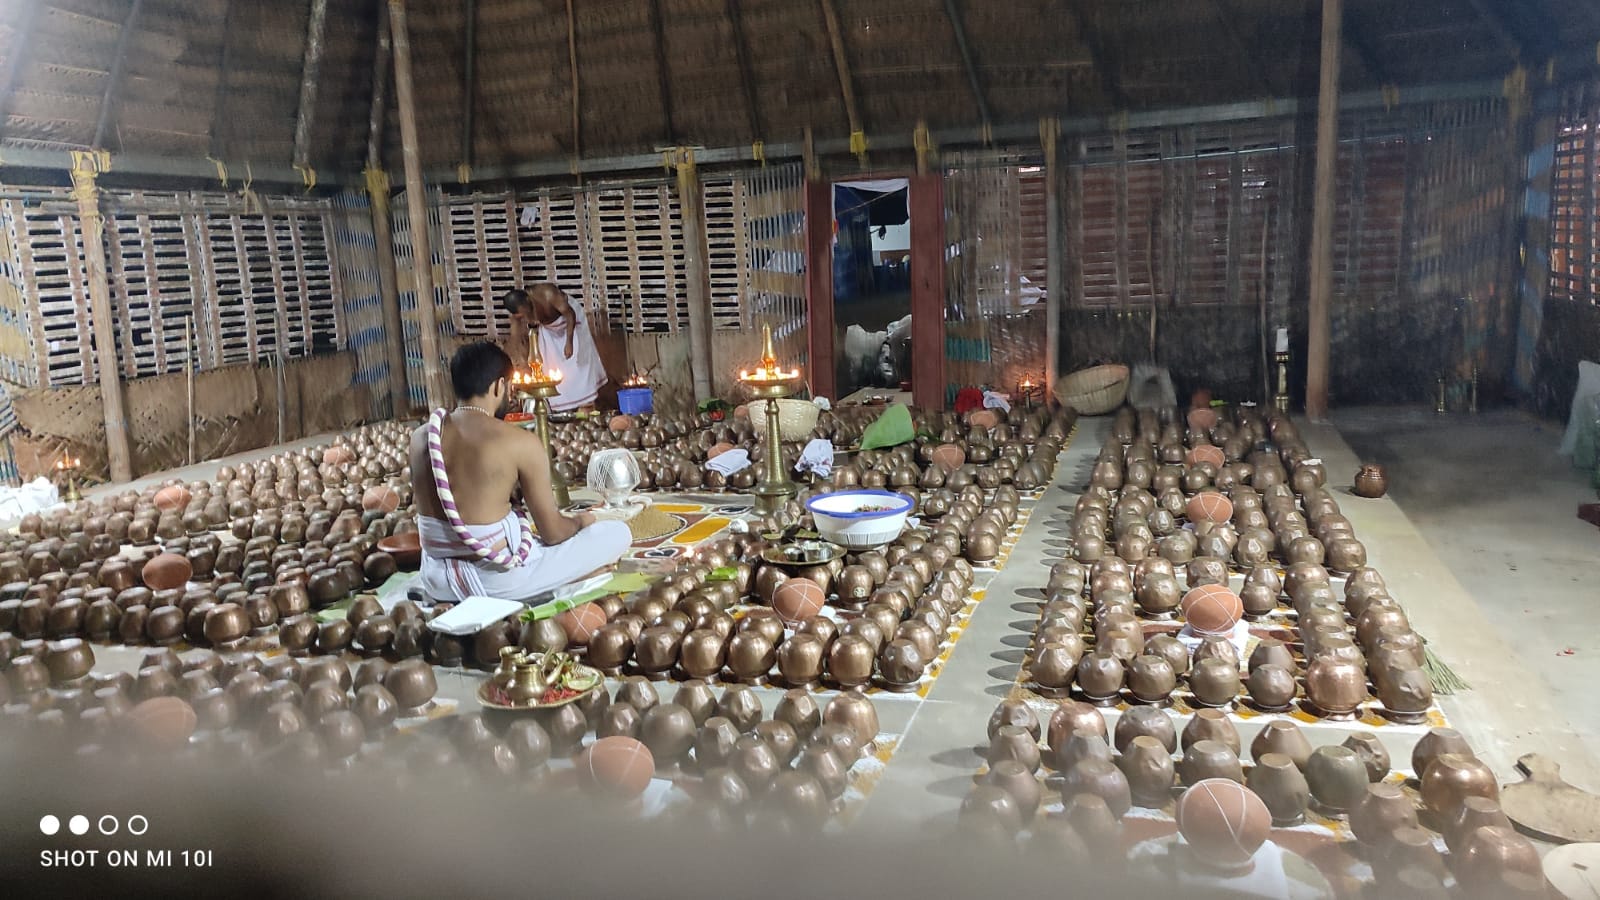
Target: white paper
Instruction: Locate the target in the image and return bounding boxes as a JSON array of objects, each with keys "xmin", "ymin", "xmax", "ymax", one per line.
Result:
[
  {"xmin": 426, "ymin": 596, "xmax": 523, "ymax": 635},
  {"xmin": 1275, "ymin": 327, "xmax": 1289, "ymax": 353}
]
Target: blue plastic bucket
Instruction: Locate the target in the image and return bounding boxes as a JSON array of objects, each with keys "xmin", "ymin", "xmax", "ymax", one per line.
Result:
[{"xmin": 618, "ymin": 387, "xmax": 654, "ymax": 415}]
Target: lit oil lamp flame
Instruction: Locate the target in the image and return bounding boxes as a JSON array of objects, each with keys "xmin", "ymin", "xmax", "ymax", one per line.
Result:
[
  {"xmin": 738, "ymin": 324, "xmax": 801, "ymax": 383},
  {"xmin": 624, "ymin": 372, "xmax": 650, "ymax": 387},
  {"xmin": 519, "ymin": 333, "xmax": 563, "ymax": 386}
]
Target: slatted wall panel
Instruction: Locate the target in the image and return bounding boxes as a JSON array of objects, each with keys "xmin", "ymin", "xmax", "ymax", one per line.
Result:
[
  {"xmin": 328, "ymin": 192, "xmax": 392, "ymax": 417},
  {"xmin": 0, "ymin": 199, "xmax": 36, "ymax": 386},
  {"xmin": 1017, "ymin": 168, "xmax": 1049, "ymax": 290},
  {"xmin": 526, "ymin": 193, "xmax": 597, "ymax": 327},
  {"xmin": 204, "ymin": 209, "xmax": 255, "ymax": 366},
  {"xmin": 703, "ymin": 175, "xmax": 750, "ymax": 331},
  {"xmin": 14, "ymin": 199, "xmax": 94, "ymax": 386},
  {"xmin": 742, "ymin": 163, "xmax": 807, "ymax": 362},
  {"xmin": 391, "ymin": 187, "xmax": 455, "ymax": 409},
  {"xmin": 588, "ymin": 183, "xmax": 685, "ymax": 335},
  {"xmin": 445, "ymin": 195, "xmax": 514, "ymax": 336},
  {"xmin": 1549, "ymin": 114, "xmax": 1596, "ymax": 304}
]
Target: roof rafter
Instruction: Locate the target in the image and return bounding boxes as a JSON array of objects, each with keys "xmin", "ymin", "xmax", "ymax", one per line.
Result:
[
  {"xmin": 1063, "ymin": 2, "xmax": 1126, "ymax": 111},
  {"xmin": 723, "ymin": 0, "xmax": 764, "ymax": 140},
  {"xmin": 291, "ymin": 0, "xmax": 330, "ymax": 169},
  {"xmin": 0, "ymin": 0, "xmax": 45, "ymax": 142},
  {"xmin": 817, "ymin": 0, "xmax": 867, "ymax": 146},
  {"xmin": 647, "ymin": 0, "xmax": 676, "ymax": 145},
  {"xmin": 940, "ymin": 0, "xmax": 992, "ymax": 134},
  {"xmin": 207, "ymin": 0, "xmax": 235, "ymax": 158},
  {"xmin": 92, "ymin": 0, "xmax": 146, "ymax": 150},
  {"xmin": 1211, "ymin": 0, "xmax": 1276, "ymax": 95},
  {"xmin": 1461, "ymin": 0, "xmax": 1526, "ymax": 61},
  {"xmin": 1340, "ymin": 7, "xmax": 1393, "ymax": 85}
]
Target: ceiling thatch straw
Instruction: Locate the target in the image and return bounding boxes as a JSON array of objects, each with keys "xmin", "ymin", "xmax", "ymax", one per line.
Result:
[{"xmin": 0, "ymin": 0, "xmax": 1596, "ymax": 178}]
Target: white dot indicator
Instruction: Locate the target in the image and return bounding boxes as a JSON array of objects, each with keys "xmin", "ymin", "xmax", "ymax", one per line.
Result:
[
  {"xmin": 98, "ymin": 815, "xmax": 119, "ymax": 836},
  {"xmin": 127, "ymin": 815, "xmax": 148, "ymax": 836},
  {"xmin": 39, "ymin": 815, "xmax": 60, "ymax": 836},
  {"xmin": 68, "ymin": 815, "xmax": 89, "ymax": 836}
]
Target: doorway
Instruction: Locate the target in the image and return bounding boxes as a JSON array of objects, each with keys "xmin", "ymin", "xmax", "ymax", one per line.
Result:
[{"xmin": 832, "ymin": 178, "xmax": 912, "ymax": 401}]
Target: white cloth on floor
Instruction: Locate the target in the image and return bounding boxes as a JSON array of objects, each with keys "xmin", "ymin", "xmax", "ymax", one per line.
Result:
[
  {"xmin": 1176, "ymin": 619, "xmax": 1252, "ymax": 659},
  {"xmin": 416, "ymin": 512, "xmax": 630, "ymax": 604},
  {"xmin": 812, "ymin": 396, "xmax": 832, "ymax": 411},
  {"xmin": 982, "ymin": 390, "xmax": 1011, "ymax": 412},
  {"xmin": 1167, "ymin": 839, "xmax": 1294, "ymax": 899},
  {"xmin": 536, "ymin": 303, "xmax": 607, "ymax": 411},
  {"xmin": 706, "ymin": 449, "xmax": 751, "ymax": 475},
  {"xmin": 0, "ymin": 477, "xmax": 59, "ymax": 523},
  {"xmin": 795, "ymin": 439, "xmax": 835, "ymax": 477}
]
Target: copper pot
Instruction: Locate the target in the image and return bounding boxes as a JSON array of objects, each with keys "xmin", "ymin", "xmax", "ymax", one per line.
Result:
[
  {"xmin": 1113, "ymin": 705, "xmax": 1176, "ymax": 754},
  {"xmin": 715, "ymin": 684, "xmax": 763, "ymax": 733},
  {"xmin": 383, "ymin": 658, "xmax": 437, "ymax": 711},
  {"xmin": 1247, "ymin": 664, "xmax": 1298, "ymax": 712},
  {"xmin": 1180, "ymin": 707, "xmax": 1240, "ymax": 755},
  {"xmin": 1125, "ymin": 654, "xmax": 1176, "ymax": 705},
  {"xmin": 825, "ymin": 634, "xmax": 874, "ymax": 690},
  {"xmin": 1353, "ymin": 464, "xmax": 1388, "ymax": 498},
  {"xmin": 694, "ymin": 716, "xmax": 741, "ymax": 770},
  {"xmin": 1305, "ymin": 656, "xmax": 1366, "ymax": 717},
  {"xmin": 43, "ymin": 638, "xmax": 94, "ymax": 685},
  {"xmin": 1180, "ymin": 739, "xmax": 1243, "ymax": 785},
  {"xmin": 677, "ymin": 628, "xmax": 727, "ymax": 681},
  {"xmin": 1445, "ymin": 795, "xmax": 1512, "ymax": 855},
  {"xmin": 673, "ymin": 680, "xmax": 717, "ymax": 727},
  {"xmin": 1074, "ymin": 650, "xmax": 1124, "ymax": 704},
  {"xmin": 774, "ymin": 689, "xmax": 822, "ymax": 740},
  {"xmin": 1248, "ymin": 753, "xmax": 1311, "ymax": 826},
  {"xmin": 1187, "ymin": 657, "xmax": 1240, "ymax": 708},
  {"xmin": 1250, "ymin": 720, "xmax": 1312, "ymax": 770},
  {"xmin": 1063, "ymin": 757, "xmax": 1132, "ymax": 819},
  {"xmin": 1419, "ymin": 753, "xmax": 1498, "ymax": 825},
  {"xmin": 634, "ymin": 625, "xmax": 682, "ymax": 677}
]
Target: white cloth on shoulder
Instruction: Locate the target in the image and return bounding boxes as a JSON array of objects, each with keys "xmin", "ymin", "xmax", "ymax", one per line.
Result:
[
  {"xmin": 537, "ymin": 303, "xmax": 608, "ymax": 412},
  {"xmin": 417, "ymin": 512, "xmax": 630, "ymax": 604}
]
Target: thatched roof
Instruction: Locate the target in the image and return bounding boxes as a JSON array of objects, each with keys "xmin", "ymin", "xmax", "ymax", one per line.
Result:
[{"xmin": 2, "ymin": 0, "xmax": 1596, "ymax": 180}]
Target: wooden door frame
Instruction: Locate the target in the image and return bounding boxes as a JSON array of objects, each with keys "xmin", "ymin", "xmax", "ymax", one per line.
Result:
[{"xmin": 803, "ymin": 172, "xmax": 945, "ymax": 409}]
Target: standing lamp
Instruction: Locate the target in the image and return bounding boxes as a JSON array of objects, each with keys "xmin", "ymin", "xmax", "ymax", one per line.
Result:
[{"xmin": 739, "ymin": 324, "xmax": 803, "ymax": 517}]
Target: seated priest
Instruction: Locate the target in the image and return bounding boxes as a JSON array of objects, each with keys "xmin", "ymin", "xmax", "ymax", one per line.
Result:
[
  {"xmin": 499, "ymin": 283, "xmax": 609, "ymax": 412},
  {"xmin": 410, "ymin": 341, "xmax": 631, "ymax": 604}
]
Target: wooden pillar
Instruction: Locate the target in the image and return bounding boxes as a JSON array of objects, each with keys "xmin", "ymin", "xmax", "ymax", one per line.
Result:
[
  {"xmin": 365, "ymin": 2, "xmax": 409, "ymax": 418},
  {"xmin": 675, "ymin": 149, "xmax": 713, "ymax": 400},
  {"xmin": 1043, "ymin": 118, "xmax": 1063, "ymax": 401},
  {"xmin": 291, "ymin": 0, "xmax": 330, "ymax": 170},
  {"xmin": 388, "ymin": 0, "xmax": 447, "ymax": 409},
  {"xmin": 909, "ymin": 173, "xmax": 946, "ymax": 410},
  {"xmin": 69, "ymin": 162, "xmax": 133, "ymax": 482},
  {"xmin": 804, "ymin": 177, "xmax": 836, "ymax": 399},
  {"xmin": 1305, "ymin": 0, "xmax": 1342, "ymax": 422}
]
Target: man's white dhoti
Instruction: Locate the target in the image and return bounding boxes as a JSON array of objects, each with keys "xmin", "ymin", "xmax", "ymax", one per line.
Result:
[
  {"xmin": 417, "ymin": 511, "xmax": 631, "ymax": 604},
  {"xmin": 538, "ymin": 304, "xmax": 607, "ymax": 412}
]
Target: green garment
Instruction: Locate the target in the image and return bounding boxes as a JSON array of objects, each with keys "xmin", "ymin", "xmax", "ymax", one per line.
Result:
[{"xmin": 859, "ymin": 403, "xmax": 914, "ymax": 450}]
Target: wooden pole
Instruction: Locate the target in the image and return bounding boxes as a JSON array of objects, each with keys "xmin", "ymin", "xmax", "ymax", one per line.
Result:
[
  {"xmin": 207, "ymin": 0, "xmax": 235, "ymax": 159},
  {"xmin": 1305, "ymin": 0, "xmax": 1342, "ymax": 422},
  {"xmin": 68, "ymin": 163, "xmax": 134, "ymax": 482},
  {"xmin": 185, "ymin": 315, "xmax": 196, "ymax": 465},
  {"xmin": 565, "ymin": 0, "xmax": 582, "ymax": 168},
  {"xmin": 93, "ymin": 0, "xmax": 146, "ymax": 150},
  {"xmin": 388, "ymin": 0, "xmax": 447, "ymax": 409},
  {"xmin": 1043, "ymin": 118, "xmax": 1062, "ymax": 401},
  {"xmin": 803, "ymin": 177, "xmax": 836, "ymax": 400},
  {"xmin": 292, "ymin": 0, "xmax": 330, "ymax": 171},
  {"xmin": 909, "ymin": 174, "xmax": 946, "ymax": 410},
  {"xmin": 818, "ymin": 0, "xmax": 867, "ymax": 163},
  {"xmin": 675, "ymin": 149, "xmax": 713, "ymax": 400},
  {"xmin": 460, "ymin": 0, "xmax": 478, "ymax": 173},
  {"xmin": 365, "ymin": 2, "xmax": 410, "ymax": 418}
]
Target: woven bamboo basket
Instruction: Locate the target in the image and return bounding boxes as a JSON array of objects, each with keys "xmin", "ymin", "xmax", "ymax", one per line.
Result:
[
  {"xmin": 748, "ymin": 398, "xmax": 821, "ymax": 441},
  {"xmin": 1054, "ymin": 364, "xmax": 1131, "ymax": 415}
]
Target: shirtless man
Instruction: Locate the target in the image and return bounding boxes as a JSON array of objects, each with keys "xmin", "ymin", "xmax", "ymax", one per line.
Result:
[
  {"xmin": 409, "ymin": 341, "xmax": 630, "ymax": 603},
  {"xmin": 499, "ymin": 284, "xmax": 609, "ymax": 412}
]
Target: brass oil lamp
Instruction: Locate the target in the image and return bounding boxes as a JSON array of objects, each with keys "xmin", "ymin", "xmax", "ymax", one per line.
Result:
[
  {"xmin": 738, "ymin": 324, "xmax": 803, "ymax": 517},
  {"xmin": 513, "ymin": 331, "xmax": 571, "ymax": 509}
]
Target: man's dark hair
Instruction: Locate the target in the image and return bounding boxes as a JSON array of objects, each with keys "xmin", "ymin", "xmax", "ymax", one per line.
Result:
[
  {"xmin": 450, "ymin": 341, "xmax": 514, "ymax": 400},
  {"xmin": 498, "ymin": 289, "xmax": 531, "ymax": 315}
]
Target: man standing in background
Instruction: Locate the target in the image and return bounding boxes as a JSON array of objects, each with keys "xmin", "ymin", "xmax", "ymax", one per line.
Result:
[{"xmin": 498, "ymin": 284, "xmax": 609, "ymax": 412}]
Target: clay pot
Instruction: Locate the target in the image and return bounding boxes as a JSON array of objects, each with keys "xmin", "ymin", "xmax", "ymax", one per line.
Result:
[
  {"xmin": 822, "ymin": 691, "xmax": 879, "ymax": 754},
  {"xmin": 1125, "ymin": 654, "xmax": 1176, "ymax": 705},
  {"xmin": 1445, "ymin": 796, "xmax": 1513, "ymax": 855},
  {"xmin": 716, "ymin": 684, "xmax": 764, "ymax": 733},
  {"xmin": 1305, "ymin": 745, "xmax": 1369, "ymax": 816},
  {"xmin": 673, "ymin": 680, "xmax": 717, "ymax": 727},
  {"xmin": 1353, "ymin": 464, "xmax": 1388, "ymax": 498},
  {"xmin": 1456, "ymin": 825, "xmax": 1542, "ymax": 887},
  {"xmin": 383, "ymin": 658, "xmax": 437, "ymax": 711},
  {"xmin": 43, "ymin": 638, "xmax": 94, "ymax": 684},
  {"xmin": 1119, "ymin": 736, "xmax": 1176, "ymax": 808},
  {"xmin": 1305, "ymin": 656, "xmax": 1366, "ymax": 717},
  {"xmin": 1181, "ymin": 708, "xmax": 1240, "ymax": 755},
  {"xmin": 1247, "ymin": 721, "xmax": 1309, "ymax": 771},
  {"xmin": 1350, "ymin": 782, "xmax": 1419, "ymax": 846},
  {"xmin": 1063, "ymin": 758, "xmax": 1132, "ymax": 820},
  {"xmin": 1411, "ymin": 727, "xmax": 1474, "ymax": 781},
  {"xmin": 1248, "ymin": 753, "xmax": 1311, "ymax": 826},
  {"xmin": 1419, "ymin": 753, "xmax": 1498, "ymax": 825},
  {"xmin": 825, "ymin": 634, "xmax": 874, "ymax": 690},
  {"xmin": 639, "ymin": 703, "xmax": 696, "ymax": 768},
  {"xmin": 1074, "ymin": 650, "xmax": 1124, "ymax": 704},
  {"xmin": 1181, "ymin": 739, "xmax": 1244, "ymax": 785},
  {"xmin": 353, "ymin": 684, "xmax": 398, "ymax": 733},
  {"xmin": 1187, "ymin": 657, "xmax": 1240, "ymax": 708}
]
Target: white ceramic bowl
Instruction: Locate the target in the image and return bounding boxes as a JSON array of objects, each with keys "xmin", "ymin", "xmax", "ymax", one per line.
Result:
[{"xmin": 804, "ymin": 490, "xmax": 914, "ymax": 550}]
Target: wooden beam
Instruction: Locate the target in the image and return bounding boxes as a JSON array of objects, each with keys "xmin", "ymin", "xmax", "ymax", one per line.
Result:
[
  {"xmin": 817, "ymin": 0, "xmax": 866, "ymax": 150},
  {"xmin": 803, "ymin": 177, "xmax": 835, "ymax": 399},
  {"xmin": 0, "ymin": 0, "xmax": 45, "ymax": 141},
  {"xmin": 1211, "ymin": 0, "xmax": 1276, "ymax": 94},
  {"xmin": 1306, "ymin": 0, "xmax": 1342, "ymax": 422},
  {"xmin": 909, "ymin": 174, "xmax": 946, "ymax": 410},
  {"xmin": 389, "ymin": 0, "xmax": 447, "ymax": 409},
  {"xmin": 647, "ymin": 0, "xmax": 676, "ymax": 145},
  {"xmin": 365, "ymin": 0, "xmax": 409, "ymax": 418},
  {"xmin": 565, "ymin": 0, "xmax": 581, "ymax": 163},
  {"xmin": 68, "ymin": 165, "xmax": 134, "ymax": 482},
  {"xmin": 675, "ymin": 150, "xmax": 712, "ymax": 400},
  {"xmin": 207, "ymin": 0, "xmax": 235, "ymax": 159},
  {"xmin": 1063, "ymin": 1, "xmax": 1126, "ymax": 110},
  {"xmin": 92, "ymin": 0, "xmax": 146, "ymax": 150},
  {"xmin": 460, "ymin": 0, "xmax": 477, "ymax": 172},
  {"xmin": 1462, "ymin": 0, "xmax": 1524, "ymax": 61},
  {"xmin": 723, "ymin": 0, "xmax": 764, "ymax": 140},
  {"xmin": 291, "ymin": 0, "xmax": 329, "ymax": 170},
  {"xmin": 940, "ymin": 0, "xmax": 992, "ymax": 133},
  {"xmin": 1340, "ymin": 8, "xmax": 1393, "ymax": 85},
  {"xmin": 1043, "ymin": 119, "xmax": 1062, "ymax": 401}
]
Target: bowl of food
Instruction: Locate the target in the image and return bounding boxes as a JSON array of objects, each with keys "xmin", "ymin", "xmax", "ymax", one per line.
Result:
[{"xmin": 804, "ymin": 490, "xmax": 914, "ymax": 550}]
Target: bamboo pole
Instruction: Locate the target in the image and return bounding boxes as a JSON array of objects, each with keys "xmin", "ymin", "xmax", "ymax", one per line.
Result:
[
  {"xmin": 292, "ymin": 0, "xmax": 330, "ymax": 171},
  {"xmin": 565, "ymin": 0, "xmax": 582, "ymax": 169},
  {"xmin": 68, "ymin": 163, "xmax": 134, "ymax": 482},
  {"xmin": 185, "ymin": 315, "xmax": 196, "ymax": 465},
  {"xmin": 93, "ymin": 0, "xmax": 145, "ymax": 150},
  {"xmin": 460, "ymin": 0, "xmax": 477, "ymax": 172},
  {"xmin": 675, "ymin": 149, "xmax": 713, "ymax": 400},
  {"xmin": 818, "ymin": 0, "xmax": 867, "ymax": 163},
  {"xmin": 365, "ymin": 2, "xmax": 409, "ymax": 417},
  {"xmin": 1305, "ymin": 0, "xmax": 1342, "ymax": 422},
  {"xmin": 388, "ymin": 0, "xmax": 447, "ymax": 409},
  {"xmin": 1043, "ymin": 118, "xmax": 1062, "ymax": 400}
]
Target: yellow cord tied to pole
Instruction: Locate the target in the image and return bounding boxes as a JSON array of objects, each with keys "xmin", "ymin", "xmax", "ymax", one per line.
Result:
[
  {"xmin": 206, "ymin": 157, "xmax": 229, "ymax": 187},
  {"xmin": 363, "ymin": 167, "xmax": 390, "ymax": 198},
  {"xmin": 69, "ymin": 149, "xmax": 111, "ymax": 176},
  {"xmin": 68, "ymin": 150, "xmax": 110, "ymax": 209},
  {"xmin": 240, "ymin": 161, "xmax": 262, "ymax": 216},
  {"xmin": 1381, "ymin": 85, "xmax": 1400, "ymax": 112},
  {"xmin": 849, "ymin": 130, "xmax": 867, "ymax": 162},
  {"xmin": 751, "ymin": 140, "xmax": 765, "ymax": 166},
  {"xmin": 1504, "ymin": 66, "xmax": 1528, "ymax": 122},
  {"xmin": 293, "ymin": 163, "xmax": 317, "ymax": 194},
  {"xmin": 456, "ymin": 163, "xmax": 472, "ymax": 185}
]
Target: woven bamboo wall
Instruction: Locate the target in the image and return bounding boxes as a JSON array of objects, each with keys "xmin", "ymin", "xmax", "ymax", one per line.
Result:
[
  {"xmin": 10, "ymin": 352, "xmax": 370, "ymax": 481},
  {"xmin": 328, "ymin": 191, "xmax": 394, "ymax": 421},
  {"xmin": 1530, "ymin": 81, "xmax": 1600, "ymax": 418}
]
